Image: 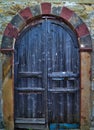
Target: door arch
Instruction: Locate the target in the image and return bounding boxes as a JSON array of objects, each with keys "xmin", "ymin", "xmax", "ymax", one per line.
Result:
[
  {"xmin": 14, "ymin": 18, "xmax": 80, "ymax": 129},
  {"xmin": 0, "ymin": 2, "xmax": 92, "ymax": 130}
]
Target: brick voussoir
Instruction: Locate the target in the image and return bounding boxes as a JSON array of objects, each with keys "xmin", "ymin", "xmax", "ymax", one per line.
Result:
[
  {"xmin": 19, "ymin": 7, "xmax": 33, "ymax": 21},
  {"xmin": 75, "ymin": 23, "xmax": 90, "ymax": 37},
  {"xmin": 4, "ymin": 23, "xmax": 18, "ymax": 39},
  {"xmin": 60, "ymin": 7, "xmax": 74, "ymax": 21},
  {"xmin": 41, "ymin": 2, "xmax": 51, "ymax": 14}
]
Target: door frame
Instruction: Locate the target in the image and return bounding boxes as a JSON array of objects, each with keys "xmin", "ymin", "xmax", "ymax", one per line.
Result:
[{"xmin": 0, "ymin": 2, "xmax": 92, "ymax": 130}]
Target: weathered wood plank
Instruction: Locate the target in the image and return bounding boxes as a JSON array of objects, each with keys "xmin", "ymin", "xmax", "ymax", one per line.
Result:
[
  {"xmin": 3, "ymin": 78, "xmax": 14, "ymax": 130},
  {"xmin": 15, "ymin": 118, "xmax": 45, "ymax": 124},
  {"xmin": 48, "ymin": 72, "xmax": 79, "ymax": 78},
  {"xmin": 15, "ymin": 87, "xmax": 45, "ymax": 92},
  {"xmin": 48, "ymin": 88, "xmax": 79, "ymax": 92},
  {"xmin": 80, "ymin": 52, "xmax": 91, "ymax": 130},
  {"xmin": 18, "ymin": 71, "xmax": 42, "ymax": 78}
]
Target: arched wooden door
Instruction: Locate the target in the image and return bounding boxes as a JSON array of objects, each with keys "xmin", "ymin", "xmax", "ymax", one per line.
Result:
[{"xmin": 14, "ymin": 18, "xmax": 80, "ymax": 129}]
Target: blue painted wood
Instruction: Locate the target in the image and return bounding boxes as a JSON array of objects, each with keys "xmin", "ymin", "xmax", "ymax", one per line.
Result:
[
  {"xmin": 14, "ymin": 19, "xmax": 80, "ymax": 129},
  {"xmin": 50, "ymin": 123, "xmax": 80, "ymax": 130}
]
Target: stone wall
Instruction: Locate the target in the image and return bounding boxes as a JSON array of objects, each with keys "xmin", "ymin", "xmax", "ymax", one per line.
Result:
[{"xmin": 0, "ymin": 0, "xmax": 94, "ymax": 129}]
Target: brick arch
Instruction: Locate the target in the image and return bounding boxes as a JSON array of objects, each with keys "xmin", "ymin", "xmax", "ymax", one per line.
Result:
[{"xmin": 1, "ymin": 2, "xmax": 92, "ymax": 52}]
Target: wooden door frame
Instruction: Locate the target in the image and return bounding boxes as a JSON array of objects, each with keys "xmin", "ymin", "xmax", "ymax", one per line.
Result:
[{"xmin": 0, "ymin": 2, "xmax": 92, "ymax": 130}]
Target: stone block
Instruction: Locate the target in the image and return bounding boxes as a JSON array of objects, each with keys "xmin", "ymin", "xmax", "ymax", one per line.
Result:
[
  {"xmin": 41, "ymin": 3, "xmax": 51, "ymax": 14},
  {"xmin": 19, "ymin": 7, "xmax": 32, "ymax": 21},
  {"xmin": 51, "ymin": 6, "xmax": 62, "ymax": 16},
  {"xmin": 11, "ymin": 14, "xmax": 26, "ymax": 31},
  {"xmin": 79, "ymin": 34, "xmax": 92, "ymax": 48},
  {"xmin": 30, "ymin": 4, "xmax": 41, "ymax": 16},
  {"xmin": 1, "ymin": 36, "xmax": 13, "ymax": 49},
  {"xmin": 84, "ymin": 5, "xmax": 94, "ymax": 12},
  {"xmin": 69, "ymin": 13, "xmax": 83, "ymax": 28}
]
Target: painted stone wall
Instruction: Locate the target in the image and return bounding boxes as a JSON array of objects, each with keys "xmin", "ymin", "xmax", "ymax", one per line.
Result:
[{"xmin": 0, "ymin": 0, "xmax": 94, "ymax": 129}]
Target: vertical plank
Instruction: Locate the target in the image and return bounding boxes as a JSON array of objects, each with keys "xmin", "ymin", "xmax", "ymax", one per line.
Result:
[
  {"xmin": 51, "ymin": 23, "xmax": 57, "ymax": 122},
  {"xmin": 36, "ymin": 24, "xmax": 42, "ymax": 117},
  {"xmin": 3, "ymin": 57, "xmax": 14, "ymax": 130},
  {"xmin": 71, "ymin": 41, "xmax": 80, "ymax": 123},
  {"xmin": 14, "ymin": 47, "xmax": 19, "ymax": 118},
  {"xmin": 42, "ymin": 20, "xmax": 48, "ymax": 126},
  {"xmin": 80, "ymin": 52, "xmax": 91, "ymax": 130},
  {"xmin": 31, "ymin": 28, "xmax": 37, "ymax": 118},
  {"xmin": 58, "ymin": 26, "xmax": 64, "ymax": 122},
  {"xmin": 20, "ymin": 38, "xmax": 26, "ymax": 118},
  {"xmin": 47, "ymin": 21, "xmax": 52, "ymax": 122},
  {"xmin": 65, "ymin": 33, "xmax": 73, "ymax": 123}
]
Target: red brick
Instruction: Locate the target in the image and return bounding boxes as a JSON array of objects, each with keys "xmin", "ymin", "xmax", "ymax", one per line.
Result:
[
  {"xmin": 19, "ymin": 7, "xmax": 32, "ymax": 21},
  {"xmin": 4, "ymin": 23, "xmax": 18, "ymax": 38},
  {"xmin": 41, "ymin": 3, "xmax": 51, "ymax": 14},
  {"xmin": 76, "ymin": 23, "xmax": 90, "ymax": 37},
  {"xmin": 60, "ymin": 7, "xmax": 74, "ymax": 21}
]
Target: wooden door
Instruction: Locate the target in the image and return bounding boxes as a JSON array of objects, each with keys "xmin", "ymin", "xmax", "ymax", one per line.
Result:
[{"xmin": 14, "ymin": 19, "xmax": 80, "ymax": 129}]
